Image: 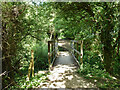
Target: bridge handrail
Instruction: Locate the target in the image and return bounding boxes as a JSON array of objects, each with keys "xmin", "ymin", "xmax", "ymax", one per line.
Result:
[
  {"xmin": 71, "ymin": 40, "xmax": 80, "ymax": 43},
  {"xmin": 50, "ymin": 52, "xmax": 58, "ymax": 69},
  {"xmin": 48, "ymin": 49, "xmax": 56, "ymax": 56},
  {"xmin": 70, "ymin": 40, "xmax": 83, "ymax": 68},
  {"xmin": 48, "ymin": 39, "xmax": 83, "ymax": 69},
  {"xmin": 70, "ymin": 44, "xmax": 81, "ymax": 67},
  {"xmin": 71, "ymin": 46, "xmax": 81, "ymax": 56},
  {"xmin": 48, "ymin": 40, "xmax": 58, "ymax": 70},
  {"xmin": 70, "ymin": 51, "xmax": 81, "ymax": 67}
]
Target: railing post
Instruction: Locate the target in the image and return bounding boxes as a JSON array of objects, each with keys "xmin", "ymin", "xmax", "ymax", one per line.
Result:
[
  {"xmin": 71, "ymin": 40, "xmax": 74, "ymax": 53},
  {"xmin": 80, "ymin": 40, "xmax": 83, "ymax": 67},
  {"xmin": 55, "ymin": 40, "xmax": 58, "ymax": 55},
  {"xmin": 77, "ymin": 42, "xmax": 79, "ymax": 60},
  {"xmin": 51, "ymin": 42, "xmax": 53, "ymax": 60},
  {"xmin": 48, "ymin": 41, "xmax": 51, "ymax": 68},
  {"xmin": 27, "ymin": 50, "xmax": 34, "ymax": 81},
  {"xmin": 54, "ymin": 40, "xmax": 55, "ymax": 57},
  {"xmin": 56, "ymin": 39, "xmax": 58, "ymax": 53},
  {"xmin": 74, "ymin": 42, "xmax": 75, "ymax": 56},
  {"xmin": 31, "ymin": 50, "xmax": 34, "ymax": 77}
]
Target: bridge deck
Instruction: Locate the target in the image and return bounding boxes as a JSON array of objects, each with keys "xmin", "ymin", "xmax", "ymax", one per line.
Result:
[
  {"xmin": 53, "ymin": 51, "xmax": 78, "ymax": 67},
  {"xmin": 41, "ymin": 40, "xmax": 96, "ymax": 88}
]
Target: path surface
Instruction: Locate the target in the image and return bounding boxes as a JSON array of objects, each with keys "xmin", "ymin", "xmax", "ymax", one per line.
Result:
[
  {"xmin": 53, "ymin": 52, "xmax": 78, "ymax": 66},
  {"xmin": 38, "ymin": 51, "xmax": 96, "ymax": 88}
]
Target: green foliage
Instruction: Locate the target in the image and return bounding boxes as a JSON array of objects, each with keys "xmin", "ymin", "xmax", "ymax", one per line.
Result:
[
  {"xmin": 2, "ymin": 1, "xmax": 120, "ymax": 89},
  {"xmin": 10, "ymin": 72, "xmax": 49, "ymax": 89},
  {"xmin": 33, "ymin": 42, "xmax": 49, "ymax": 71},
  {"xmin": 79, "ymin": 62, "xmax": 104, "ymax": 76},
  {"xmin": 77, "ymin": 62, "xmax": 120, "ymax": 88},
  {"xmin": 112, "ymin": 60, "xmax": 120, "ymax": 78}
]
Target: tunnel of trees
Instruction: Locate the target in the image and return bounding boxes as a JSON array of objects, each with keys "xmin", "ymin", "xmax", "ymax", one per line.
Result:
[{"xmin": 1, "ymin": 1, "xmax": 120, "ymax": 89}]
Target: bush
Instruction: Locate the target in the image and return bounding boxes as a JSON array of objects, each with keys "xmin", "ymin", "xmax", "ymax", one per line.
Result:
[
  {"xmin": 77, "ymin": 62, "xmax": 120, "ymax": 88},
  {"xmin": 33, "ymin": 42, "xmax": 49, "ymax": 72}
]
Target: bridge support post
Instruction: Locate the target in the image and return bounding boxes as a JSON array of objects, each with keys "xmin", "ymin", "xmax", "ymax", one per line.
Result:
[
  {"xmin": 80, "ymin": 40, "xmax": 83, "ymax": 68},
  {"xmin": 54, "ymin": 40, "xmax": 55, "ymax": 58},
  {"xmin": 27, "ymin": 50, "xmax": 34, "ymax": 81},
  {"xmin": 51, "ymin": 43, "xmax": 53, "ymax": 60},
  {"xmin": 77, "ymin": 42, "xmax": 79, "ymax": 60},
  {"xmin": 71, "ymin": 41, "xmax": 74, "ymax": 54},
  {"xmin": 74, "ymin": 42, "xmax": 75, "ymax": 56},
  {"xmin": 48, "ymin": 41, "xmax": 51, "ymax": 69},
  {"xmin": 31, "ymin": 50, "xmax": 34, "ymax": 77}
]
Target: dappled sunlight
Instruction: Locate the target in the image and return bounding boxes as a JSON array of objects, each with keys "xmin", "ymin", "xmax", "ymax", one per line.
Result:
[
  {"xmin": 65, "ymin": 75, "xmax": 73, "ymax": 80},
  {"xmin": 65, "ymin": 72, "xmax": 96, "ymax": 88},
  {"xmin": 58, "ymin": 40, "xmax": 71, "ymax": 51},
  {"xmin": 36, "ymin": 50, "xmax": 96, "ymax": 88},
  {"xmin": 52, "ymin": 64, "xmax": 76, "ymax": 74},
  {"xmin": 58, "ymin": 42, "xmax": 66, "ymax": 47},
  {"xmin": 38, "ymin": 64, "xmax": 77, "ymax": 88},
  {"xmin": 37, "ymin": 71, "xmax": 48, "ymax": 75},
  {"xmin": 58, "ymin": 51, "xmax": 70, "ymax": 56},
  {"xmin": 38, "ymin": 63, "xmax": 96, "ymax": 88}
]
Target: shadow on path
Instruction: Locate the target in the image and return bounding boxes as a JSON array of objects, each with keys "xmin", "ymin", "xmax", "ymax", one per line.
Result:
[{"xmin": 38, "ymin": 52, "xmax": 97, "ymax": 88}]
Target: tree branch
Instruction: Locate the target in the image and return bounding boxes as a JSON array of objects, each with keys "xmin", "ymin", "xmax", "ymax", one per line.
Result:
[{"xmin": 28, "ymin": 33, "xmax": 41, "ymax": 41}]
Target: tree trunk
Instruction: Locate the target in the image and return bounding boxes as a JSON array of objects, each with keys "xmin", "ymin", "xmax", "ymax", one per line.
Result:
[
  {"xmin": 100, "ymin": 3, "xmax": 114, "ymax": 74},
  {"xmin": 6, "ymin": 57, "xmax": 14, "ymax": 84}
]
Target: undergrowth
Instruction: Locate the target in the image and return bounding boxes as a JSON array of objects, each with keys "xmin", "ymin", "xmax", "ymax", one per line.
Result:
[
  {"xmin": 77, "ymin": 62, "xmax": 120, "ymax": 88},
  {"xmin": 9, "ymin": 71, "xmax": 50, "ymax": 89}
]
